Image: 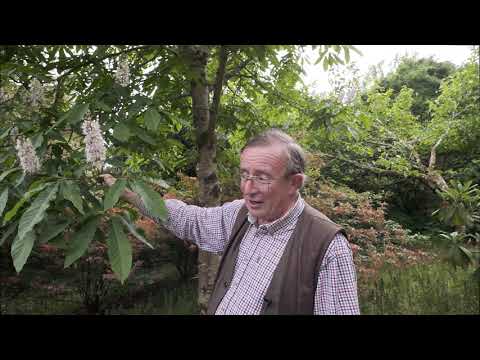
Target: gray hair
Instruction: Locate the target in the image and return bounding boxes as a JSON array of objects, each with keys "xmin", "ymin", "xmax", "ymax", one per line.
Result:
[{"xmin": 241, "ymin": 128, "xmax": 307, "ymax": 186}]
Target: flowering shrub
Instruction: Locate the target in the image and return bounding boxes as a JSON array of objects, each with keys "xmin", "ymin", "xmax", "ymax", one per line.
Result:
[
  {"xmin": 305, "ymin": 181, "xmax": 395, "ymax": 246},
  {"xmin": 0, "ymin": 48, "xmax": 170, "ymax": 284},
  {"xmin": 303, "ymin": 178, "xmax": 439, "ymax": 284}
]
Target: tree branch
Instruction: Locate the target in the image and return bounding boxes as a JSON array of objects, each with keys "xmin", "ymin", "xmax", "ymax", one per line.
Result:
[
  {"xmin": 224, "ymin": 58, "xmax": 254, "ymax": 82},
  {"xmin": 225, "ymin": 83, "xmax": 262, "ymax": 122},
  {"xmin": 57, "ymin": 45, "xmax": 151, "ymax": 80},
  {"xmin": 208, "ymin": 46, "xmax": 228, "ymax": 138},
  {"xmin": 428, "ymin": 129, "xmax": 450, "ymax": 171},
  {"xmin": 242, "ymin": 69, "xmax": 313, "ymax": 117},
  {"xmin": 322, "ymin": 152, "xmax": 403, "ymax": 177}
]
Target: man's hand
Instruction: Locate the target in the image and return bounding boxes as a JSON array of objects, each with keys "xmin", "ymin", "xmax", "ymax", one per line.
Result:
[
  {"xmin": 99, "ymin": 174, "xmax": 117, "ymax": 187},
  {"xmin": 99, "ymin": 174, "xmax": 138, "ymax": 205}
]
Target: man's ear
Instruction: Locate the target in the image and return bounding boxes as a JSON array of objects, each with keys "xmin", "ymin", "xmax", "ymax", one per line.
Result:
[{"xmin": 290, "ymin": 173, "xmax": 304, "ymax": 191}]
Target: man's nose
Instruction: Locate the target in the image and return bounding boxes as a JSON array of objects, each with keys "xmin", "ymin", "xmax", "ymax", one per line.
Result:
[{"xmin": 242, "ymin": 178, "xmax": 258, "ymax": 194}]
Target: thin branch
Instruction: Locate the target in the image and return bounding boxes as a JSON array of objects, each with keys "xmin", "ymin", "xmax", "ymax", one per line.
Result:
[
  {"xmin": 224, "ymin": 58, "xmax": 254, "ymax": 82},
  {"xmin": 428, "ymin": 128, "xmax": 450, "ymax": 171},
  {"xmin": 160, "ymin": 45, "xmax": 180, "ymax": 57},
  {"xmin": 242, "ymin": 69, "xmax": 313, "ymax": 117},
  {"xmin": 363, "ymin": 140, "xmax": 395, "ymax": 148},
  {"xmin": 208, "ymin": 46, "xmax": 228, "ymax": 137},
  {"xmin": 170, "ymin": 93, "xmax": 192, "ymax": 101},
  {"xmin": 57, "ymin": 45, "xmax": 151, "ymax": 80},
  {"xmin": 324, "ymin": 153, "xmax": 403, "ymax": 177},
  {"xmin": 51, "ymin": 76, "xmax": 64, "ymax": 114},
  {"xmin": 225, "ymin": 83, "xmax": 262, "ymax": 122}
]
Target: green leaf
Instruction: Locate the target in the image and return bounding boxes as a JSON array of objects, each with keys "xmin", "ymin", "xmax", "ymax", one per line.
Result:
[
  {"xmin": 130, "ymin": 180, "xmax": 167, "ymax": 222},
  {"xmin": 332, "ymin": 54, "xmax": 344, "ymax": 65},
  {"xmin": 144, "ymin": 108, "xmax": 161, "ymax": 132},
  {"xmin": 107, "ymin": 217, "xmax": 132, "ymax": 284},
  {"xmin": 344, "ymin": 47, "xmax": 350, "ymax": 63},
  {"xmin": 0, "ymin": 188, "xmax": 8, "ymax": 218},
  {"xmin": 68, "ymin": 103, "xmax": 90, "ymax": 125},
  {"xmin": 132, "ymin": 126, "xmax": 157, "ymax": 145},
  {"xmin": 458, "ymin": 246, "xmax": 475, "ymax": 265},
  {"xmin": 119, "ymin": 215, "xmax": 154, "ymax": 249},
  {"xmin": 0, "ymin": 221, "xmax": 17, "ymax": 246},
  {"xmin": 64, "ymin": 216, "xmax": 99, "ymax": 268},
  {"xmin": 61, "ymin": 181, "xmax": 84, "ymax": 215},
  {"xmin": 96, "ymin": 100, "xmax": 112, "ymax": 113},
  {"xmin": 350, "ymin": 46, "xmax": 363, "ymax": 56},
  {"xmin": 473, "ymin": 267, "xmax": 480, "ymax": 282},
  {"xmin": 11, "ymin": 230, "xmax": 36, "ymax": 273},
  {"xmin": 347, "ymin": 126, "xmax": 359, "ymax": 141},
  {"xmin": 145, "ymin": 177, "xmax": 170, "ymax": 190},
  {"xmin": 104, "ymin": 179, "xmax": 127, "ymax": 211},
  {"xmin": 144, "ymin": 50, "xmax": 157, "ymax": 61},
  {"xmin": 0, "ymin": 127, "xmax": 11, "ymax": 140},
  {"xmin": 317, "ymin": 47, "xmax": 328, "ymax": 60},
  {"xmin": 38, "ymin": 220, "xmax": 70, "ymax": 245},
  {"xmin": 17, "ymin": 184, "xmax": 58, "ymax": 244},
  {"xmin": 323, "ymin": 58, "xmax": 329, "ymax": 71},
  {"xmin": 0, "ymin": 168, "xmax": 21, "ymax": 183},
  {"xmin": 452, "ymin": 211, "xmax": 465, "ymax": 226},
  {"xmin": 14, "ymin": 173, "xmax": 25, "ymax": 188},
  {"xmin": 46, "ymin": 103, "xmax": 89, "ymax": 134},
  {"xmin": 166, "ymin": 138, "xmax": 184, "ymax": 149},
  {"xmin": 3, "ymin": 182, "xmax": 50, "ymax": 224},
  {"xmin": 48, "ymin": 234, "xmax": 69, "ymax": 249},
  {"xmin": 112, "ymin": 123, "xmax": 132, "ymax": 142},
  {"xmin": 31, "ymin": 134, "xmax": 44, "ymax": 149}
]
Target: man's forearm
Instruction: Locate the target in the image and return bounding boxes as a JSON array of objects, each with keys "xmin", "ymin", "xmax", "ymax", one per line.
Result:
[{"xmin": 117, "ymin": 183, "xmax": 241, "ymax": 254}]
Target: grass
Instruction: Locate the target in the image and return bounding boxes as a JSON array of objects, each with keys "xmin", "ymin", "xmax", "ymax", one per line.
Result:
[
  {"xmin": 2, "ymin": 256, "xmax": 477, "ymax": 315},
  {"xmin": 1, "ymin": 289, "xmax": 83, "ymax": 315},
  {"xmin": 0, "ymin": 259, "xmax": 198, "ymax": 315},
  {"xmin": 1, "ymin": 281, "xmax": 200, "ymax": 315},
  {"xmin": 359, "ymin": 261, "xmax": 479, "ymax": 315},
  {"xmin": 109, "ymin": 282, "xmax": 199, "ymax": 315}
]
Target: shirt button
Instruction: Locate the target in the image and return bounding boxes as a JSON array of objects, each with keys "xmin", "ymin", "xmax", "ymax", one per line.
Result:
[{"xmin": 224, "ymin": 281, "xmax": 229, "ymax": 288}]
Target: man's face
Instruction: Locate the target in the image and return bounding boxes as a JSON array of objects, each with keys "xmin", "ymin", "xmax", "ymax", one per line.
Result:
[{"xmin": 240, "ymin": 144, "xmax": 300, "ymax": 224}]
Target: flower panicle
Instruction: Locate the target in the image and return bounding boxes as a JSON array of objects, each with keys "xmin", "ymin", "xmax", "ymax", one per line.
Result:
[
  {"xmin": 81, "ymin": 112, "xmax": 107, "ymax": 170},
  {"xmin": 29, "ymin": 78, "xmax": 45, "ymax": 108},
  {"xmin": 114, "ymin": 59, "xmax": 130, "ymax": 87},
  {"xmin": 15, "ymin": 136, "xmax": 41, "ymax": 175}
]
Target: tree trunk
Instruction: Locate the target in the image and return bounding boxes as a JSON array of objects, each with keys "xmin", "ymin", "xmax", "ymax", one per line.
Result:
[
  {"xmin": 422, "ymin": 171, "xmax": 449, "ymax": 192},
  {"xmin": 181, "ymin": 45, "xmax": 225, "ymax": 314},
  {"xmin": 425, "ymin": 130, "xmax": 450, "ymax": 192}
]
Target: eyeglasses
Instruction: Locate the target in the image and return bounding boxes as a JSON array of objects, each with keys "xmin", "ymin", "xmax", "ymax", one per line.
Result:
[{"xmin": 239, "ymin": 173, "xmax": 279, "ymax": 186}]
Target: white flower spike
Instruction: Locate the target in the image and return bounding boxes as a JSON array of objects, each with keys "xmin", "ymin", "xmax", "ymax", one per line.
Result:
[
  {"xmin": 15, "ymin": 136, "xmax": 41, "ymax": 175},
  {"xmin": 81, "ymin": 112, "xmax": 107, "ymax": 170},
  {"xmin": 29, "ymin": 78, "xmax": 45, "ymax": 108},
  {"xmin": 114, "ymin": 58, "xmax": 130, "ymax": 87}
]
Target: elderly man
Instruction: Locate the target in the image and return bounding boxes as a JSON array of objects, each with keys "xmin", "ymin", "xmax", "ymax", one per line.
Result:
[{"xmin": 102, "ymin": 128, "xmax": 360, "ymax": 315}]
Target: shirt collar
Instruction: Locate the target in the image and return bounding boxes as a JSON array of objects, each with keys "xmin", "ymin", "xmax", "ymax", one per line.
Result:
[{"xmin": 247, "ymin": 195, "xmax": 305, "ymax": 235}]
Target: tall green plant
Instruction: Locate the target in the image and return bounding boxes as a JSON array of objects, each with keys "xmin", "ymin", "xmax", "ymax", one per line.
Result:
[{"xmin": 432, "ymin": 180, "xmax": 480, "ymax": 233}]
